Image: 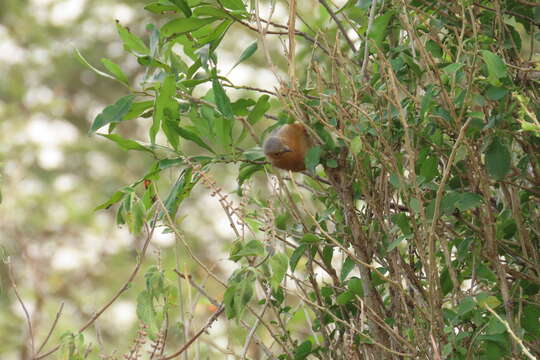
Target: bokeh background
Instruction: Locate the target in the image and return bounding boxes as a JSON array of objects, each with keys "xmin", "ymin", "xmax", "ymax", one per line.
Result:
[{"xmin": 0, "ymin": 0, "xmax": 285, "ymax": 357}]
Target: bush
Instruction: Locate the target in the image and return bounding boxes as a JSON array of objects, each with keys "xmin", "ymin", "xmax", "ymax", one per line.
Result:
[{"xmin": 22, "ymin": 0, "xmax": 540, "ymax": 359}]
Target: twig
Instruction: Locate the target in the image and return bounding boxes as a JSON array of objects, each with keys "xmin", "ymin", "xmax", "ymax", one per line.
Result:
[
  {"xmin": 7, "ymin": 259, "xmax": 35, "ymax": 357},
  {"xmin": 34, "ymin": 213, "xmax": 158, "ymax": 360},
  {"xmin": 360, "ymin": 0, "xmax": 378, "ymax": 79},
  {"xmin": 36, "ymin": 302, "xmax": 64, "ymax": 355},
  {"xmin": 472, "ymin": 2, "xmax": 540, "ymax": 27},
  {"xmin": 318, "ymin": 0, "xmax": 358, "ymax": 53},
  {"xmin": 160, "ymin": 305, "xmax": 225, "ymax": 360},
  {"xmin": 481, "ymin": 302, "xmax": 537, "ymax": 360},
  {"xmin": 173, "ymin": 270, "xmax": 277, "ymax": 360},
  {"xmin": 241, "ymin": 288, "xmax": 271, "ymax": 359},
  {"xmin": 515, "ymin": 0, "xmax": 540, "ymax": 6}
]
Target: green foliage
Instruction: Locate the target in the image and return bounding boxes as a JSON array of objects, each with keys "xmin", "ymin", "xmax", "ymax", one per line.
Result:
[{"xmin": 12, "ymin": 0, "xmax": 538, "ymax": 358}]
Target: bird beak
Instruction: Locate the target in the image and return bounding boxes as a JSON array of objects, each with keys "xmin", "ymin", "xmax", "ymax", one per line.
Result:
[{"xmin": 282, "ymin": 146, "xmax": 292, "ymax": 153}]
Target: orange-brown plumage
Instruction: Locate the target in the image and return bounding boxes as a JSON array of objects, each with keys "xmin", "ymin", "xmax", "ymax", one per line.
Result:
[{"xmin": 263, "ymin": 123, "xmax": 311, "ymax": 172}]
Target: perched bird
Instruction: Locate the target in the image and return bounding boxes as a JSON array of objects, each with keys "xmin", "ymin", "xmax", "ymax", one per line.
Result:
[{"xmin": 263, "ymin": 122, "xmax": 311, "ymax": 172}]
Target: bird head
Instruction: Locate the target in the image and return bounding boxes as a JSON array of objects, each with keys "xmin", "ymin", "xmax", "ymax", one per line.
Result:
[{"xmin": 263, "ymin": 136, "xmax": 292, "ymax": 157}]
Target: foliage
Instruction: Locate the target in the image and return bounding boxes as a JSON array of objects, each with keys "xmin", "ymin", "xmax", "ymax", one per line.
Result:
[{"xmin": 6, "ymin": 0, "xmax": 540, "ymax": 359}]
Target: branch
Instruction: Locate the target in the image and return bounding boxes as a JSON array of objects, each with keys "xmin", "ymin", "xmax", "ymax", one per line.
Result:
[
  {"xmin": 36, "ymin": 302, "xmax": 64, "ymax": 355},
  {"xmin": 7, "ymin": 259, "xmax": 35, "ymax": 357},
  {"xmin": 473, "ymin": 2, "xmax": 540, "ymax": 27},
  {"xmin": 318, "ymin": 0, "xmax": 358, "ymax": 53},
  {"xmin": 160, "ymin": 306, "xmax": 225, "ymax": 360},
  {"xmin": 34, "ymin": 214, "xmax": 158, "ymax": 360}
]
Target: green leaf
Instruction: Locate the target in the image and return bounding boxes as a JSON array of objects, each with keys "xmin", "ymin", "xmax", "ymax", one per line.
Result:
[
  {"xmin": 391, "ymin": 213, "xmax": 412, "ymax": 235},
  {"xmin": 270, "ymin": 253, "xmax": 288, "ymax": 292},
  {"xmin": 75, "ymin": 49, "xmax": 116, "ymax": 82},
  {"xmin": 350, "ymin": 136, "xmax": 362, "ymax": 154},
  {"xmin": 247, "ymin": 95, "xmax": 270, "ymax": 124},
  {"xmin": 419, "ymin": 156, "xmax": 438, "ymax": 182},
  {"xmin": 123, "ymin": 100, "xmax": 153, "ymax": 121},
  {"xmin": 442, "ymin": 63, "xmax": 464, "ymax": 75},
  {"xmin": 387, "ymin": 236, "xmax": 405, "ymax": 252},
  {"xmin": 476, "ymin": 293, "xmax": 501, "ymax": 309},
  {"xmin": 98, "ymin": 133, "xmax": 154, "ymax": 153},
  {"xmin": 486, "ymin": 316, "xmax": 506, "ymax": 335},
  {"xmin": 221, "ymin": 0, "xmax": 246, "ymax": 11},
  {"xmin": 223, "ymin": 283, "xmax": 237, "ymax": 319},
  {"xmin": 290, "ymin": 244, "xmax": 308, "ymax": 271},
  {"xmin": 100, "ymin": 58, "xmax": 129, "ymax": 85},
  {"xmin": 136, "ymin": 291, "xmax": 159, "ymax": 337},
  {"xmin": 456, "ymin": 192, "xmax": 483, "ymax": 211},
  {"xmin": 294, "ymin": 340, "xmax": 312, "ymax": 360},
  {"xmin": 234, "ymin": 276, "xmax": 254, "ymax": 319},
  {"xmin": 426, "ymin": 39, "xmax": 442, "ymax": 58},
  {"xmin": 340, "ymin": 256, "xmax": 355, "ymax": 281},
  {"xmin": 144, "ymin": 2, "xmax": 177, "ymax": 14},
  {"xmin": 161, "ymin": 17, "xmax": 217, "ymax": 38},
  {"xmin": 348, "ymin": 277, "xmax": 364, "ymax": 297},
  {"xmin": 485, "ymin": 86, "xmax": 508, "ymax": 101},
  {"xmin": 90, "ymin": 95, "xmax": 135, "ymax": 133},
  {"xmin": 212, "ymin": 75, "xmax": 234, "ymax": 118},
  {"xmin": 129, "ymin": 200, "xmax": 146, "ymax": 235},
  {"xmin": 94, "ymin": 189, "xmax": 127, "ymax": 211},
  {"xmin": 238, "ymin": 164, "xmax": 263, "ymax": 187},
  {"xmin": 336, "ymin": 290, "xmax": 354, "ymax": 305},
  {"xmin": 457, "ymin": 296, "xmax": 476, "ymax": 317},
  {"xmin": 163, "ymin": 168, "xmax": 196, "ymax": 219},
  {"xmin": 229, "ymin": 41, "xmax": 257, "ymax": 72},
  {"xmin": 193, "ymin": 6, "xmax": 230, "ymax": 18},
  {"xmin": 177, "ymin": 126, "xmax": 215, "ymax": 153},
  {"xmin": 300, "ymin": 233, "xmax": 320, "ymax": 244},
  {"xmin": 368, "ymin": 11, "xmax": 395, "ymax": 48},
  {"xmin": 170, "ymin": 0, "xmax": 192, "ymax": 17},
  {"xmin": 116, "ymin": 22, "xmax": 149, "ymax": 55},
  {"xmin": 522, "ymin": 305, "xmax": 540, "ymax": 337},
  {"xmin": 153, "ymin": 74, "xmax": 178, "ymax": 145},
  {"xmin": 305, "ymin": 146, "xmax": 322, "ymax": 173},
  {"xmin": 480, "ymin": 50, "xmax": 508, "ymax": 86},
  {"xmin": 485, "ymin": 138, "xmax": 511, "ymax": 180},
  {"xmin": 321, "ymin": 246, "xmax": 333, "ymax": 268},
  {"xmin": 233, "ymin": 240, "xmax": 265, "ymax": 258}
]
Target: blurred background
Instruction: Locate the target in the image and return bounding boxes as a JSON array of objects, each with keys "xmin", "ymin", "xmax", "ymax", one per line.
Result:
[{"xmin": 0, "ymin": 0, "xmax": 287, "ymax": 357}]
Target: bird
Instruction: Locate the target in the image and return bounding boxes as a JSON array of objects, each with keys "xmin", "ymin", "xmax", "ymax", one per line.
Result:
[{"xmin": 263, "ymin": 122, "xmax": 311, "ymax": 171}]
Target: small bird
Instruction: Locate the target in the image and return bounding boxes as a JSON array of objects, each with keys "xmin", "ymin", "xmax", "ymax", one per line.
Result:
[{"xmin": 263, "ymin": 122, "xmax": 311, "ymax": 171}]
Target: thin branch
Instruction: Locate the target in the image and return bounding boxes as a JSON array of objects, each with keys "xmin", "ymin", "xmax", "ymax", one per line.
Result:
[
  {"xmin": 473, "ymin": 2, "xmax": 540, "ymax": 27},
  {"xmin": 241, "ymin": 288, "xmax": 271, "ymax": 359},
  {"xmin": 360, "ymin": 0, "xmax": 378, "ymax": 78},
  {"xmin": 34, "ymin": 214, "xmax": 158, "ymax": 360},
  {"xmin": 160, "ymin": 306, "xmax": 225, "ymax": 360},
  {"xmin": 8, "ymin": 259, "xmax": 35, "ymax": 357},
  {"xmin": 36, "ymin": 302, "xmax": 64, "ymax": 355},
  {"xmin": 481, "ymin": 302, "xmax": 538, "ymax": 360},
  {"xmin": 173, "ymin": 270, "xmax": 277, "ymax": 360},
  {"xmin": 318, "ymin": 0, "xmax": 358, "ymax": 53}
]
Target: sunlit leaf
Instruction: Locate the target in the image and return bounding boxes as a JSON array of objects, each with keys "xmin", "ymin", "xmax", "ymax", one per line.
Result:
[
  {"xmin": 270, "ymin": 253, "xmax": 288, "ymax": 292},
  {"xmin": 229, "ymin": 41, "xmax": 257, "ymax": 72},
  {"xmin": 480, "ymin": 50, "xmax": 508, "ymax": 86},
  {"xmin": 368, "ymin": 11, "xmax": 395, "ymax": 48},
  {"xmin": 90, "ymin": 94, "xmax": 135, "ymax": 133},
  {"xmin": 98, "ymin": 133, "xmax": 154, "ymax": 153},
  {"xmin": 161, "ymin": 17, "xmax": 217, "ymax": 38},
  {"xmin": 212, "ymin": 75, "xmax": 234, "ymax": 118},
  {"xmin": 247, "ymin": 95, "xmax": 270, "ymax": 124},
  {"xmin": 305, "ymin": 146, "xmax": 322, "ymax": 173},
  {"xmin": 100, "ymin": 58, "xmax": 129, "ymax": 85},
  {"xmin": 116, "ymin": 22, "xmax": 150, "ymax": 55},
  {"xmin": 170, "ymin": 0, "xmax": 192, "ymax": 17}
]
